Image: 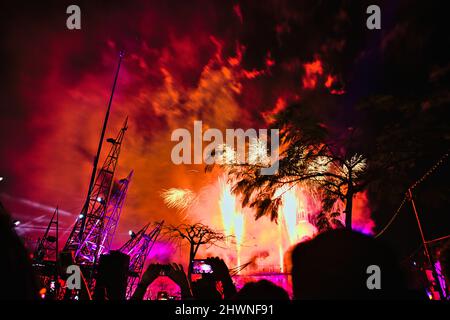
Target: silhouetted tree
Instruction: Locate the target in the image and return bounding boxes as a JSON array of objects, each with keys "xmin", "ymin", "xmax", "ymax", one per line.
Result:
[{"xmin": 164, "ymin": 223, "xmax": 228, "ymax": 282}]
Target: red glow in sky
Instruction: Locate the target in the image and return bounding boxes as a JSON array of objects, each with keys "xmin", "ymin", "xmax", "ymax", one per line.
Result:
[{"xmin": 0, "ymin": 1, "xmax": 372, "ymax": 254}]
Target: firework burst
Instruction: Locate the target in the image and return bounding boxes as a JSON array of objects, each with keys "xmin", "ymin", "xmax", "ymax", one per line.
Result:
[
  {"xmin": 248, "ymin": 138, "xmax": 271, "ymax": 166},
  {"xmin": 161, "ymin": 188, "xmax": 197, "ymax": 215}
]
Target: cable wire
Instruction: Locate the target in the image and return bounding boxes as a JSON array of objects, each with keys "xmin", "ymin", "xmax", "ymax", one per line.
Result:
[{"xmin": 374, "ymin": 150, "xmax": 449, "ymax": 238}]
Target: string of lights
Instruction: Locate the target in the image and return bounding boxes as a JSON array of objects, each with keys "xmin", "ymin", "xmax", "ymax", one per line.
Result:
[
  {"xmin": 375, "ymin": 195, "xmax": 407, "ymax": 238},
  {"xmin": 409, "ymin": 150, "xmax": 449, "ymax": 191},
  {"xmin": 374, "ymin": 150, "xmax": 449, "ymax": 238}
]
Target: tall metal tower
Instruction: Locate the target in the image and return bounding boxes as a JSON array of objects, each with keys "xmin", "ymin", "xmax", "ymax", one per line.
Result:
[
  {"xmin": 62, "ymin": 51, "xmax": 124, "ymax": 259},
  {"xmin": 98, "ymin": 170, "xmax": 134, "ymax": 257},
  {"xmin": 32, "ymin": 207, "xmax": 60, "ymax": 300},
  {"xmin": 119, "ymin": 221, "xmax": 164, "ymax": 298},
  {"xmin": 34, "ymin": 207, "xmax": 59, "ymax": 263},
  {"xmin": 63, "ymin": 118, "xmax": 128, "ymax": 265}
]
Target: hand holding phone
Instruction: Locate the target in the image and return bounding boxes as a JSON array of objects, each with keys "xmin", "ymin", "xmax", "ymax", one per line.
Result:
[{"xmin": 191, "ymin": 259, "xmax": 214, "ymax": 274}]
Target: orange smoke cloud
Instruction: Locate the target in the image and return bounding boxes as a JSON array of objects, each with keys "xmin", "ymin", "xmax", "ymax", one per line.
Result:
[
  {"xmin": 302, "ymin": 59, "xmax": 323, "ymax": 89},
  {"xmin": 1, "ymin": 3, "xmax": 370, "ymax": 272}
]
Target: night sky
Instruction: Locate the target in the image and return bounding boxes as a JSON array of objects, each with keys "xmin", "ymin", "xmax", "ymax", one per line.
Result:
[{"xmin": 0, "ymin": 0, "xmax": 449, "ymax": 261}]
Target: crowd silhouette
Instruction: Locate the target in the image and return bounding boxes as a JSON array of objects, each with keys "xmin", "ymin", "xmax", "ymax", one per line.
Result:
[{"xmin": 0, "ymin": 201, "xmax": 443, "ymax": 300}]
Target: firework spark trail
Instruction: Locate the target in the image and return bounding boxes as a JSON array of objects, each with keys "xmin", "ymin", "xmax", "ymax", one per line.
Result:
[{"xmin": 161, "ymin": 188, "xmax": 197, "ymax": 216}]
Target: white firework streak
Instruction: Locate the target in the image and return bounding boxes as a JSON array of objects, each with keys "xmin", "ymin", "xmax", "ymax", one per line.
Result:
[{"xmin": 0, "ymin": 193, "xmax": 72, "ymax": 216}]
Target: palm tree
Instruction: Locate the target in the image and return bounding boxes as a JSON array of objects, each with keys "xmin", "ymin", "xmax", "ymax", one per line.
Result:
[{"xmin": 208, "ymin": 97, "xmax": 369, "ymax": 229}]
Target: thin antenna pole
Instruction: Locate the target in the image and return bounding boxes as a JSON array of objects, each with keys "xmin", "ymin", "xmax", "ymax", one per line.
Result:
[
  {"xmin": 55, "ymin": 206, "xmax": 59, "ymax": 280},
  {"xmin": 79, "ymin": 51, "xmax": 125, "ymax": 240},
  {"xmin": 56, "ymin": 206, "xmax": 59, "ymax": 258},
  {"xmin": 408, "ymin": 188, "xmax": 445, "ymax": 299}
]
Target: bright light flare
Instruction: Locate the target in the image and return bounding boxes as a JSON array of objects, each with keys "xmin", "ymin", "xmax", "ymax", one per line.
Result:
[
  {"xmin": 280, "ymin": 188, "xmax": 298, "ymax": 244},
  {"xmin": 234, "ymin": 212, "xmax": 244, "ymax": 267},
  {"xmin": 219, "ymin": 177, "xmax": 244, "ymax": 266},
  {"xmin": 278, "ymin": 186, "xmax": 317, "ymax": 249},
  {"xmin": 219, "ymin": 179, "xmax": 237, "ymax": 237}
]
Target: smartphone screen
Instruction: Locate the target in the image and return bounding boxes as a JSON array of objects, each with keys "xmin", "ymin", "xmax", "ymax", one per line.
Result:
[{"xmin": 191, "ymin": 260, "xmax": 213, "ymax": 274}]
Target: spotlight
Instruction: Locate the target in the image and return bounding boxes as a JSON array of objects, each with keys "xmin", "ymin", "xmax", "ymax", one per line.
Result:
[
  {"xmin": 79, "ymin": 214, "xmax": 84, "ymax": 219},
  {"xmin": 13, "ymin": 220, "xmax": 21, "ymax": 226},
  {"xmin": 128, "ymin": 230, "xmax": 136, "ymax": 238},
  {"xmin": 0, "ymin": 176, "xmax": 4, "ymax": 182},
  {"xmin": 96, "ymin": 197, "xmax": 106, "ymax": 204}
]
